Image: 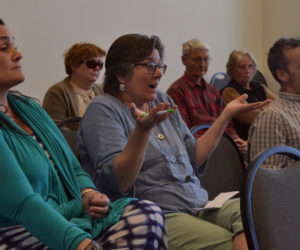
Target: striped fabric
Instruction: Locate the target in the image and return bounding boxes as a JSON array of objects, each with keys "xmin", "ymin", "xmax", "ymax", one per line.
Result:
[{"xmin": 248, "ymin": 92, "xmax": 300, "ymax": 169}]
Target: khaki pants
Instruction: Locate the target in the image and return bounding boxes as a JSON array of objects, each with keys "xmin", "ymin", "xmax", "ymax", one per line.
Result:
[{"xmin": 165, "ymin": 199, "xmax": 243, "ymax": 250}]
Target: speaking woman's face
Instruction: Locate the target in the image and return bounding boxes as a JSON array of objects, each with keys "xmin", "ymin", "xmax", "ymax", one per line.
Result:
[
  {"xmin": 0, "ymin": 25, "xmax": 24, "ymax": 88},
  {"xmin": 119, "ymin": 49, "xmax": 165, "ymax": 109}
]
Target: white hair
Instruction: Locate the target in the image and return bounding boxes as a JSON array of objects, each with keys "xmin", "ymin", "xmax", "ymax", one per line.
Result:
[{"xmin": 182, "ymin": 39, "xmax": 210, "ymax": 56}]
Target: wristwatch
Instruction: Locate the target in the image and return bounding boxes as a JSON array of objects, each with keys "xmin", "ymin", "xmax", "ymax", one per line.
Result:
[{"xmin": 85, "ymin": 240, "xmax": 103, "ymax": 250}]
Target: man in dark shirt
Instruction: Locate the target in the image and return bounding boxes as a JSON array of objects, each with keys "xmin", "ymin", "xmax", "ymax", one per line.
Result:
[{"xmin": 167, "ymin": 39, "xmax": 247, "ymax": 153}]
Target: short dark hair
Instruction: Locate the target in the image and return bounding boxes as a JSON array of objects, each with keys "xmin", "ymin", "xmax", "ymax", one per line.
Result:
[
  {"xmin": 0, "ymin": 18, "xmax": 5, "ymax": 25},
  {"xmin": 268, "ymin": 37, "xmax": 300, "ymax": 84},
  {"xmin": 103, "ymin": 34, "xmax": 164, "ymax": 97}
]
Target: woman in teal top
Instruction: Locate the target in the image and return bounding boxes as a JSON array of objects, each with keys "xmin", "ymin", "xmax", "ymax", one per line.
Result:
[{"xmin": 0, "ymin": 19, "xmax": 167, "ymax": 250}]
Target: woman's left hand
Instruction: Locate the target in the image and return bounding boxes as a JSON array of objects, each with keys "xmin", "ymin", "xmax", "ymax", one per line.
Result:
[
  {"xmin": 82, "ymin": 191, "xmax": 110, "ymax": 219},
  {"xmin": 223, "ymin": 94, "xmax": 272, "ymax": 120}
]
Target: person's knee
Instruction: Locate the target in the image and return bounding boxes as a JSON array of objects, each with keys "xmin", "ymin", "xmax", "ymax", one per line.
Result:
[{"xmin": 166, "ymin": 213, "xmax": 234, "ymax": 250}]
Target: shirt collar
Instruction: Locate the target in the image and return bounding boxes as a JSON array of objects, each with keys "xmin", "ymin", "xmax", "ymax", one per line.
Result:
[
  {"xmin": 279, "ymin": 91, "xmax": 300, "ymax": 102},
  {"xmin": 183, "ymin": 71, "xmax": 207, "ymax": 89}
]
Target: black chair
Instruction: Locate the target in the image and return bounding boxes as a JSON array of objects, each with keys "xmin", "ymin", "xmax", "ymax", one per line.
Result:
[
  {"xmin": 0, "ymin": 225, "xmax": 48, "ymax": 249},
  {"xmin": 241, "ymin": 145, "xmax": 300, "ymax": 250},
  {"xmin": 252, "ymin": 70, "xmax": 267, "ymax": 86},
  {"xmin": 190, "ymin": 124, "xmax": 245, "ymax": 199},
  {"xmin": 57, "ymin": 117, "xmax": 82, "ymax": 157},
  {"xmin": 210, "ymin": 72, "xmax": 231, "ymax": 92}
]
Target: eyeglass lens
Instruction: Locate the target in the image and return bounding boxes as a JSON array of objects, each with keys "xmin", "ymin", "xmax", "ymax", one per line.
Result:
[
  {"xmin": 148, "ymin": 64, "xmax": 166, "ymax": 74},
  {"xmin": 134, "ymin": 62, "xmax": 167, "ymax": 74},
  {"xmin": 83, "ymin": 60, "xmax": 103, "ymax": 69}
]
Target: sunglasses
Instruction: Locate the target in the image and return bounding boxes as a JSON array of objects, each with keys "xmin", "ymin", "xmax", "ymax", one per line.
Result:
[{"xmin": 81, "ymin": 60, "xmax": 103, "ymax": 69}]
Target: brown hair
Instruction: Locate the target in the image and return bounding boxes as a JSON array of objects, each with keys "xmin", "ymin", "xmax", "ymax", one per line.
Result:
[
  {"xmin": 103, "ymin": 34, "xmax": 164, "ymax": 97},
  {"xmin": 64, "ymin": 42, "xmax": 106, "ymax": 76},
  {"xmin": 268, "ymin": 37, "xmax": 300, "ymax": 84}
]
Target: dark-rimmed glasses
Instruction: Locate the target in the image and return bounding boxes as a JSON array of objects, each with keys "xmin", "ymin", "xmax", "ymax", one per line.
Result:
[
  {"xmin": 134, "ymin": 62, "xmax": 167, "ymax": 74},
  {"xmin": 81, "ymin": 60, "xmax": 103, "ymax": 69}
]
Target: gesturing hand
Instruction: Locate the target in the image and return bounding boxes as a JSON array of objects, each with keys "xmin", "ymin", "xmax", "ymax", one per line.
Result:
[
  {"xmin": 82, "ymin": 191, "xmax": 110, "ymax": 219},
  {"xmin": 223, "ymin": 94, "xmax": 272, "ymax": 120},
  {"xmin": 130, "ymin": 102, "xmax": 177, "ymax": 130}
]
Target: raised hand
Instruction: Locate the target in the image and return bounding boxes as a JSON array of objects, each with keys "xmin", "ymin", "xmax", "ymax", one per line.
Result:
[
  {"xmin": 130, "ymin": 102, "xmax": 177, "ymax": 130},
  {"xmin": 223, "ymin": 94, "xmax": 272, "ymax": 120}
]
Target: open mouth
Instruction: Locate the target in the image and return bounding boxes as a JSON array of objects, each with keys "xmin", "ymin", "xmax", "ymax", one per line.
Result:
[{"xmin": 149, "ymin": 84, "xmax": 157, "ymax": 89}]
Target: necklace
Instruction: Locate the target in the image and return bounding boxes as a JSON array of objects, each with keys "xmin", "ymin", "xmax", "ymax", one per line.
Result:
[
  {"xmin": 71, "ymin": 84, "xmax": 94, "ymax": 105},
  {"xmin": 0, "ymin": 104, "xmax": 8, "ymax": 114}
]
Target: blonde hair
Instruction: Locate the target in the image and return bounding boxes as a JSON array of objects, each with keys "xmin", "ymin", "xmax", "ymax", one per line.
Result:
[{"xmin": 226, "ymin": 49, "xmax": 257, "ymax": 78}]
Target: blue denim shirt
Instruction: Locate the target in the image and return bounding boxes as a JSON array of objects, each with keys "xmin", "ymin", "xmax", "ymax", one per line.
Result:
[{"xmin": 78, "ymin": 90, "xmax": 208, "ymax": 214}]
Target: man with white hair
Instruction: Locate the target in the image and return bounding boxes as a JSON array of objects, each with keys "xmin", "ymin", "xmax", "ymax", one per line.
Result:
[{"xmin": 167, "ymin": 39, "xmax": 247, "ymax": 153}]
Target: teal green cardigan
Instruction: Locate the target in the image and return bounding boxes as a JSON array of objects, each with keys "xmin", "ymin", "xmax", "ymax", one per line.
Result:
[{"xmin": 0, "ymin": 93, "xmax": 133, "ymax": 250}]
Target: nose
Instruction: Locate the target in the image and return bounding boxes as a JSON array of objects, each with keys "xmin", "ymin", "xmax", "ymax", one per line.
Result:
[
  {"xmin": 200, "ymin": 59, "xmax": 206, "ymax": 66},
  {"xmin": 153, "ymin": 66, "xmax": 163, "ymax": 78},
  {"xmin": 13, "ymin": 47, "xmax": 22, "ymax": 61}
]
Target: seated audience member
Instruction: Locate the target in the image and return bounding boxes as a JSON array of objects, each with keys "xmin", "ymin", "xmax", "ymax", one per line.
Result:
[
  {"xmin": 43, "ymin": 42, "xmax": 105, "ymax": 129},
  {"xmin": 167, "ymin": 39, "xmax": 247, "ymax": 154},
  {"xmin": 0, "ymin": 19, "xmax": 167, "ymax": 250},
  {"xmin": 78, "ymin": 33, "xmax": 270, "ymax": 249},
  {"xmin": 248, "ymin": 37, "xmax": 300, "ymax": 169},
  {"xmin": 222, "ymin": 50, "xmax": 276, "ymax": 140}
]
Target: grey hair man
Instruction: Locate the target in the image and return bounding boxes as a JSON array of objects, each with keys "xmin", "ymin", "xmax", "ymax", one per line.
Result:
[{"xmin": 167, "ymin": 38, "xmax": 247, "ymax": 153}]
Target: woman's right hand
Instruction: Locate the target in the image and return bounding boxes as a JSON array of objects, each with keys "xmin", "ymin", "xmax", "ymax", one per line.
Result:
[{"xmin": 130, "ymin": 102, "xmax": 177, "ymax": 130}]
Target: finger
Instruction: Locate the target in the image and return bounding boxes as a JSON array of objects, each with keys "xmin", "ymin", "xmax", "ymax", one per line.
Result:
[
  {"xmin": 237, "ymin": 94, "xmax": 248, "ymax": 102},
  {"xmin": 90, "ymin": 206, "xmax": 110, "ymax": 218},
  {"xmin": 130, "ymin": 103, "xmax": 145, "ymax": 119},
  {"xmin": 89, "ymin": 195, "xmax": 110, "ymax": 206}
]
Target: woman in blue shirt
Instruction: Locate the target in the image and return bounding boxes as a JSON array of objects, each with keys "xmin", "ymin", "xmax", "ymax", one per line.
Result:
[
  {"xmin": 0, "ymin": 19, "xmax": 167, "ymax": 250},
  {"xmin": 78, "ymin": 34, "xmax": 271, "ymax": 250}
]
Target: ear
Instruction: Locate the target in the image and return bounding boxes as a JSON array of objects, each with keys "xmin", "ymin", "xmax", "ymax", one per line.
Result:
[
  {"xmin": 275, "ymin": 69, "xmax": 289, "ymax": 83},
  {"xmin": 116, "ymin": 74, "xmax": 127, "ymax": 84},
  {"xmin": 71, "ymin": 64, "xmax": 78, "ymax": 72},
  {"xmin": 181, "ymin": 55, "xmax": 187, "ymax": 66}
]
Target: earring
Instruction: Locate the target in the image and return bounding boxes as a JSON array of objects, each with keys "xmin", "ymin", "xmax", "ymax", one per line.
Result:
[{"xmin": 119, "ymin": 84, "xmax": 126, "ymax": 91}]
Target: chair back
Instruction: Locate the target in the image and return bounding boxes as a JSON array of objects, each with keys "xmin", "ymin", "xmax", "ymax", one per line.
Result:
[
  {"xmin": 252, "ymin": 70, "xmax": 267, "ymax": 86},
  {"xmin": 57, "ymin": 117, "xmax": 81, "ymax": 156},
  {"xmin": 242, "ymin": 146, "xmax": 300, "ymax": 250},
  {"xmin": 191, "ymin": 124, "xmax": 245, "ymax": 199},
  {"xmin": 210, "ymin": 72, "xmax": 231, "ymax": 92}
]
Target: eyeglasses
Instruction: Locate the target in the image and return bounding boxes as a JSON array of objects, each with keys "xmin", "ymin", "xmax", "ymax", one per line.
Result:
[
  {"xmin": 188, "ymin": 56, "xmax": 210, "ymax": 64},
  {"xmin": 81, "ymin": 60, "xmax": 103, "ymax": 69},
  {"xmin": 134, "ymin": 62, "xmax": 167, "ymax": 74}
]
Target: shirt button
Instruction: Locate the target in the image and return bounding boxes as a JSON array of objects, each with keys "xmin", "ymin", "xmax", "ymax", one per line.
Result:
[
  {"xmin": 170, "ymin": 156, "xmax": 176, "ymax": 163},
  {"xmin": 157, "ymin": 133, "xmax": 165, "ymax": 140},
  {"xmin": 185, "ymin": 175, "xmax": 192, "ymax": 182}
]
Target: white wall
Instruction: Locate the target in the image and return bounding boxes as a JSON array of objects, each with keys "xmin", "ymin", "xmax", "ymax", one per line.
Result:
[
  {"xmin": 263, "ymin": 0, "xmax": 300, "ymax": 94},
  {"xmin": 2, "ymin": 0, "xmax": 263, "ymax": 101}
]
